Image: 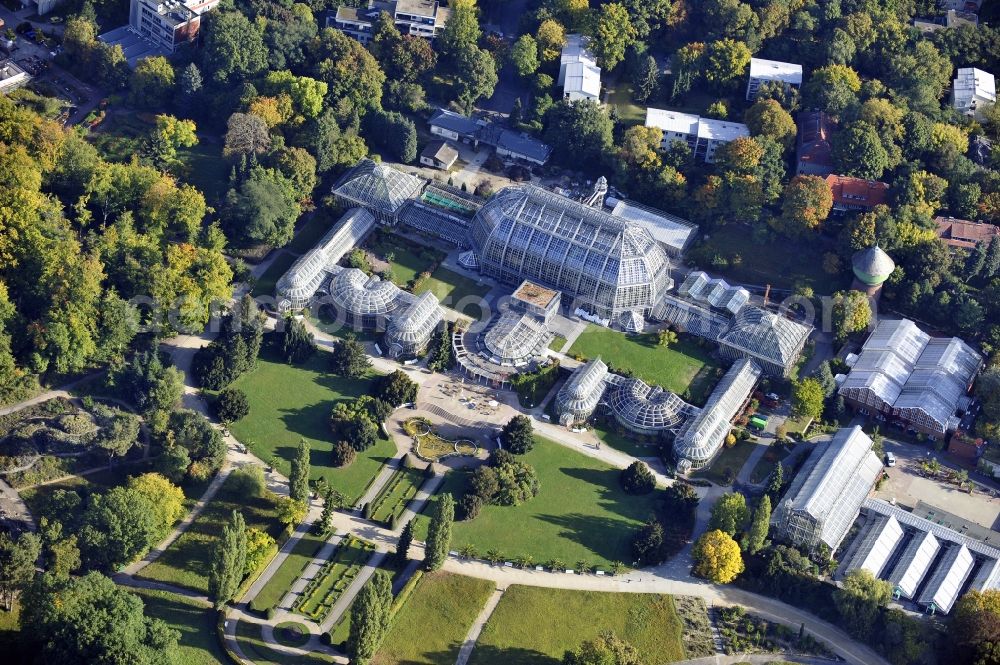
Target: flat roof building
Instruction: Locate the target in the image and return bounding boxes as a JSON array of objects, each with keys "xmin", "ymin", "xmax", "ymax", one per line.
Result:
[
  {"xmin": 428, "ymin": 109, "xmax": 553, "ymax": 165},
  {"xmin": 953, "ymin": 67, "xmax": 995, "ymax": 120},
  {"xmin": 645, "ymin": 108, "xmax": 749, "ymax": 163},
  {"xmin": 608, "ymin": 200, "xmax": 697, "ymax": 257},
  {"xmin": 0, "ymin": 60, "xmax": 29, "ymax": 94},
  {"xmin": 328, "ymin": 0, "xmax": 450, "ymax": 44},
  {"xmin": 100, "ymin": 0, "xmax": 219, "ymax": 67},
  {"xmin": 839, "ymin": 318, "xmax": 982, "ymax": 439},
  {"xmin": 747, "ymin": 58, "xmax": 803, "ymax": 101},
  {"xmin": 773, "ymin": 426, "xmax": 882, "ymax": 553}
]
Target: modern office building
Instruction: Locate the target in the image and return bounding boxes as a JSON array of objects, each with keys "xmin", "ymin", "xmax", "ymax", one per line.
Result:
[
  {"xmin": 469, "ymin": 185, "xmax": 673, "ymax": 320},
  {"xmin": 275, "ymin": 208, "xmax": 377, "ymax": 311},
  {"xmin": 673, "ymin": 359, "xmax": 762, "ymax": 471},
  {"xmin": 953, "ymin": 67, "xmax": 996, "ymax": 120},
  {"xmin": 100, "ymin": 0, "xmax": 220, "ymax": 66},
  {"xmin": 717, "ymin": 306, "xmax": 811, "ymax": 378},
  {"xmin": 746, "ymin": 58, "xmax": 803, "ymax": 101},
  {"xmin": 558, "ymin": 34, "xmax": 601, "ymax": 102},
  {"xmin": 773, "ymin": 426, "xmax": 883, "ymax": 553},
  {"xmin": 838, "ymin": 318, "xmax": 982, "ymax": 439},
  {"xmin": 328, "ymin": 0, "xmax": 450, "ymax": 44},
  {"xmin": 0, "ymin": 60, "xmax": 29, "ymax": 94},
  {"xmin": 645, "ymin": 108, "xmax": 750, "ymax": 163}
]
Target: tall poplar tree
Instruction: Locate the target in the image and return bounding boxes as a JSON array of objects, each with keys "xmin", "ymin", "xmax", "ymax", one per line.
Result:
[
  {"xmin": 348, "ymin": 570, "xmax": 393, "ymax": 664},
  {"xmin": 290, "ymin": 439, "xmax": 311, "ymax": 504},
  {"xmin": 425, "ymin": 494, "xmax": 454, "ymax": 571},
  {"xmin": 208, "ymin": 510, "xmax": 246, "ymax": 608}
]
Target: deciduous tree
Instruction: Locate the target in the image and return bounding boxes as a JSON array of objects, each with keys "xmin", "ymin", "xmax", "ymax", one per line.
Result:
[
  {"xmin": 692, "ymin": 529, "xmax": 743, "ymax": 583},
  {"xmin": 593, "ymin": 3, "xmax": 637, "ymax": 70},
  {"xmin": 500, "ymin": 415, "xmax": 534, "ymax": 454}
]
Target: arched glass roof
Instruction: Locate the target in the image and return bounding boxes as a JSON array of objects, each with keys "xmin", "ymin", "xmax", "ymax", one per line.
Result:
[
  {"xmin": 718, "ymin": 306, "xmax": 811, "ymax": 367},
  {"xmin": 608, "ymin": 378, "xmax": 689, "ymax": 433},
  {"xmin": 555, "ymin": 358, "xmax": 608, "ymax": 420},
  {"xmin": 674, "ymin": 359, "xmax": 761, "ymax": 464},
  {"xmin": 386, "ymin": 291, "xmax": 444, "ymax": 346},
  {"xmin": 331, "ymin": 159, "xmax": 424, "ymax": 215},
  {"xmin": 330, "ymin": 268, "xmax": 405, "ymax": 317},
  {"xmin": 483, "ymin": 311, "xmax": 550, "ymax": 365}
]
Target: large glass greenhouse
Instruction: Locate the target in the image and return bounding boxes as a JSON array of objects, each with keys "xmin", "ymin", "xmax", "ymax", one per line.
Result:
[
  {"xmin": 554, "ymin": 358, "xmax": 609, "ymax": 426},
  {"xmin": 331, "ymin": 159, "xmax": 425, "ymax": 224},
  {"xmin": 481, "ymin": 311, "xmax": 551, "ymax": 366},
  {"xmin": 276, "ymin": 209, "xmax": 376, "ymax": 310},
  {"xmin": 673, "ymin": 358, "xmax": 761, "ymax": 470},
  {"xmin": 329, "ymin": 268, "xmax": 408, "ymax": 329},
  {"xmin": 385, "ymin": 291, "xmax": 444, "ymax": 358},
  {"xmin": 607, "ymin": 377, "xmax": 693, "ymax": 435},
  {"xmin": 469, "ymin": 185, "xmax": 672, "ymax": 318},
  {"xmin": 717, "ymin": 306, "xmax": 812, "ymax": 377}
]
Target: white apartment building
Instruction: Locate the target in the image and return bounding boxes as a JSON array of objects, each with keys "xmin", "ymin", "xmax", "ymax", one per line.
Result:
[
  {"xmin": 953, "ymin": 67, "xmax": 996, "ymax": 120},
  {"xmin": 0, "ymin": 60, "xmax": 29, "ymax": 94},
  {"xmin": 99, "ymin": 0, "xmax": 219, "ymax": 66},
  {"xmin": 746, "ymin": 57, "xmax": 803, "ymax": 101},
  {"xmin": 645, "ymin": 108, "xmax": 749, "ymax": 163},
  {"xmin": 558, "ymin": 34, "xmax": 601, "ymax": 102},
  {"xmin": 329, "ymin": 0, "xmax": 450, "ymax": 45}
]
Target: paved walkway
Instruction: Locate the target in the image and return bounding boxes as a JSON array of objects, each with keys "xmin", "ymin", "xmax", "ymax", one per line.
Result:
[
  {"xmin": 454, "ymin": 586, "xmax": 505, "ymax": 665},
  {"xmin": 278, "ymin": 532, "xmax": 344, "ymax": 613}
]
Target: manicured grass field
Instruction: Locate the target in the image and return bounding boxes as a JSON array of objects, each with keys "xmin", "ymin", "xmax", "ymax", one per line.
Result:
[
  {"xmin": 295, "ymin": 536, "xmax": 375, "ymax": 622},
  {"xmin": 235, "ymin": 619, "xmax": 333, "ymax": 665},
  {"xmin": 131, "ymin": 588, "xmax": 226, "ymax": 665},
  {"xmin": 373, "ymin": 573, "xmax": 494, "ymax": 665},
  {"xmin": 364, "ymin": 232, "xmax": 446, "ymax": 288},
  {"xmin": 249, "ymin": 531, "xmax": 327, "ymax": 614},
  {"xmin": 369, "ymin": 466, "xmax": 425, "ymax": 525},
  {"xmin": 137, "ymin": 474, "xmax": 285, "ymax": 594},
  {"xmin": 566, "ymin": 326, "xmax": 721, "ymax": 405},
  {"xmin": 417, "ymin": 437, "xmax": 659, "ymax": 569},
  {"xmin": 227, "ymin": 350, "xmax": 394, "ymax": 504},
  {"xmin": 470, "ymin": 587, "xmax": 686, "ymax": 665},
  {"xmin": 591, "ymin": 422, "xmax": 660, "ymax": 458},
  {"xmin": 415, "ymin": 266, "xmax": 491, "ymax": 318},
  {"xmin": 252, "ymin": 252, "xmax": 298, "ymax": 298}
]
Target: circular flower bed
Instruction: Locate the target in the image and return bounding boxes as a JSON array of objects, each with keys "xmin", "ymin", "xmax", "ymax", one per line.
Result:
[{"xmin": 273, "ymin": 621, "xmax": 311, "ymax": 649}]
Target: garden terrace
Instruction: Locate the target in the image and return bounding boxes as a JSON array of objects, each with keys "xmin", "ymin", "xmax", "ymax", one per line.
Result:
[
  {"xmin": 234, "ymin": 619, "xmax": 333, "ymax": 665},
  {"xmin": 367, "ymin": 465, "xmax": 426, "ymax": 526},
  {"xmin": 248, "ymin": 531, "xmax": 327, "ymax": 614},
  {"xmin": 293, "ymin": 535, "xmax": 376, "ymax": 622}
]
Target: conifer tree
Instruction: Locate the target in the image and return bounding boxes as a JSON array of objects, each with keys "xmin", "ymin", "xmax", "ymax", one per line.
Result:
[
  {"xmin": 348, "ymin": 570, "xmax": 393, "ymax": 664},
  {"xmin": 290, "ymin": 439, "xmax": 311, "ymax": 504},
  {"xmin": 424, "ymin": 494, "xmax": 454, "ymax": 571},
  {"xmin": 741, "ymin": 495, "xmax": 771, "ymax": 554},
  {"xmin": 208, "ymin": 510, "xmax": 246, "ymax": 608},
  {"xmin": 395, "ymin": 520, "xmax": 414, "ymax": 564}
]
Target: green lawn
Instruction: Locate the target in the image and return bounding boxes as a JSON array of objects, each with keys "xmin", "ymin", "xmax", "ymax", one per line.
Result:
[
  {"xmin": 137, "ymin": 473, "xmax": 285, "ymax": 594},
  {"xmin": 689, "ymin": 225, "xmax": 848, "ymax": 295},
  {"xmin": 249, "ymin": 531, "xmax": 327, "ymax": 614},
  {"xmin": 130, "ymin": 588, "xmax": 226, "ymax": 665},
  {"xmin": 470, "ymin": 586, "xmax": 686, "ymax": 665},
  {"xmin": 235, "ymin": 619, "xmax": 333, "ymax": 665},
  {"xmin": 364, "ymin": 232, "xmax": 446, "ymax": 288},
  {"xmin": 252, "ymin": 252, "xmax": 297, "ymax": 298},
  {"xmin": 227, "ymin": 350, "xmax": 394, "ymax": 504},
  {"xmin": 288, "ymin": 212, "xmax": 336, "ymax": 255},
  {"xmin": 369, "ymin": 466, "xmax": 425, "ymax": 525},
  {"xmin": 566, "ymin": 326, "xmax": 721, "ymax": 405},
  {"xmin": 692, "ymin": 440, "xmax": 758, "ymax": 486},
  {"xmin": 417, "ymin": 437, "xmax": 659, "ymax": 569},
  {"xmin": 591, "ymin": 422, "xmax": 660, "ymax": 458},
  {"xmin": 176, "ymin": 141, "xmax": 228, "ymax": 204},
  {"xmin": 294, "ymin": 536, "xmax": 375, "ymax": 622},
  {"xmin": 415, "ymin": 266, "xmax": 491, "ymax": 319},
  {"xmin": 373, "ymin": 573, "xmax": 494, "ymax": 665},
  {"xmin": 604, "ymin": 80, "xmax": 646, "ymax": 127}
]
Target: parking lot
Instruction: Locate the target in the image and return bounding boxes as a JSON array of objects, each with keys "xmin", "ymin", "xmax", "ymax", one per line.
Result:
[{"xmin": 874, "ymin": 438, "xmax": 1000, "ymax": 531}]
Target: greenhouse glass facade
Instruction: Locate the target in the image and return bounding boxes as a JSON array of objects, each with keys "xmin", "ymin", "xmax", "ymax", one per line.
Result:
[
  {"xmin": 555, "ymin": 358, "xmax": 609, "ymax": 425},
  {"xmin": 385, "ymin": 291, "xmax": 444, "ymax": 358},
  {"xmin": 469, "ymin": 185, "xmax": 672, "ymax": 318},
  {"xmin": 329, "ymin": 268, "xmax": 408, "ymax": 329}
]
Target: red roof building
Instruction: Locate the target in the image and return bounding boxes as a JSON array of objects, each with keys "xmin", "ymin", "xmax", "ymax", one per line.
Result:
[
  {"xmin": 796, "ymin": 111, "xmax": 837, "ymax": 176},
  {"xmin": 824, "ymin": 175, "xmax": 889, "ymax": 212},
  {"xmin": 935, "ymin": 216, "xmax": 1000, "ymax": 250}
]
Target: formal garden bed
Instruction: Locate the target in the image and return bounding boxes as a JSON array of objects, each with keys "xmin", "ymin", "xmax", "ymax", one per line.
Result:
[
  {"xmin": 248, "ymin": 531, "xmax": 327, "ymax": 615},
  {"xmin": 293, "ymin": 536, "xmax": 376, "ymax": 623},
  {"xmin": 367, "ymin": 465, "xmax": 426, "ymax": 526},
  {"xmin": 403, "ymin": 417, "xmax": 478, "ymax": 462},
  {"xmin": 234, "ymin": 619, "xmax": 333, "ymax": 665}
]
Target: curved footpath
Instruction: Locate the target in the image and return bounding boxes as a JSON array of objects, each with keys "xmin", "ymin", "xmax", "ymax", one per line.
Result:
[{"xmin": 0, "ymin": 325, "xmax": 889, "ymax": 665}]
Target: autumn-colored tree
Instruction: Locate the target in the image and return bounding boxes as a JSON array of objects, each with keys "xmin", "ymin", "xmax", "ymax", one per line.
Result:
[
  {"xmin": 692, "ymin": 529, "xmax": 744, "ymax": 583},
  {"xmin": 536, "ymin": 19, "xmax": 566, "ymax": 62},
  {"xmin": 832, "ymin": 290, "xmax": 872, "ymax": 341},
  {"xmin": 772, "ymin": 175, "xmax": 833, "ymax": 238},
  {"xmin": 745, "ymin": 99, "xmax": 796, "ymax": 150}
]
